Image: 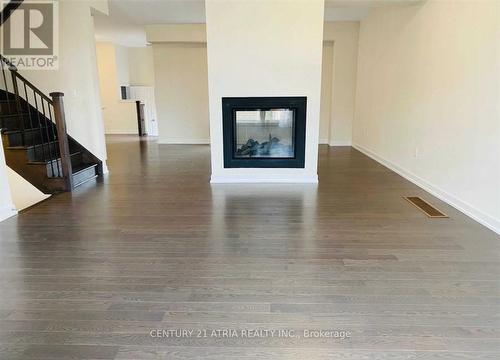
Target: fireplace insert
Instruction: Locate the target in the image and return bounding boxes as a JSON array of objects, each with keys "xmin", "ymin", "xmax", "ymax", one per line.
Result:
[{"xmin": 222, "ymin": 97, "xmax": 306, "ymax": 168}]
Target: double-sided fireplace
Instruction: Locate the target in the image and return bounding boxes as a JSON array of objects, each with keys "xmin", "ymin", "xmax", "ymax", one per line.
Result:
[{"xmin": 222, "ymin": 97, "xmax": 306, "ymax": 168}]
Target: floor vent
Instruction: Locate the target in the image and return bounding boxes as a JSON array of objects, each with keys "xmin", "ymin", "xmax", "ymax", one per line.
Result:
[{"xmin": 404, "ymin": 197, "xmax": 449, "ymax": 218}]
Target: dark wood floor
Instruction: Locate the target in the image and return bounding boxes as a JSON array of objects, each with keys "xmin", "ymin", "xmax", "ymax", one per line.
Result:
[{"xmin": 0, "ymin": 135, "xmax": 499, "ymax": 359}]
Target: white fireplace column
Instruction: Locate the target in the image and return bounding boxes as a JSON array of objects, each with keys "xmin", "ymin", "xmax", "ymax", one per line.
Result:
[{"xmin": 206, "ymin": 0, "xmax": 325, "ymax": 183}]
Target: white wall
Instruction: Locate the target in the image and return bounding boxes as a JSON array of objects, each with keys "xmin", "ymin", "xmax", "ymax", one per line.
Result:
[
  {"xmin": 127, "ymin": 46, "xmax": 155, "ymax": 86},
  {"xmin": 323, "ymin": 22, "xmax": 360, "ymax": 146},
  {"xmin": 94, "ymin": 10, "xmax": 147, "ymax": 47},
  {"xmin": 18, "ymin": 0, "xmax": 108, "ymax": 172},
  {"xmin": 89, "ymin": 0, "xmax": 108, "ymax": 16},
  {"xmin": 145, "ymin": 21, "xmax": 356, "ymax": 149},
  {"xmin": 320, "ymin": 42, "xmax": 334, "ymax": 144},
  {"xmin": 0, "ymin": 150, "xmax": 48, "ymax": 218},
  {"xmin": 353, "ymin": 0, "xmax": 500, "ymax": 233},
  {"xmin": 206, "ymin": 0, "xmax": 325, "ymax": 183},
  {"xmin": 96, "ymin": 42, "xmax": 138, "ymax": 135},
  {"xmin": 0, "ymin": 147, "xmax": 16, "ymax": 222},
  {"xmin": 7, "ymin": 168, "xmax": 50, "ymax": 211},
  {"xmin": 114, "ymin": 44, "xmax": 130, "ymax": 86},
  {"xmin": 153, "ymin": 43, "xmax": 210, "ymax": 144},
  {"xmin": 146, "ymin": 24, "xmax": 206, "ymax": 43}
]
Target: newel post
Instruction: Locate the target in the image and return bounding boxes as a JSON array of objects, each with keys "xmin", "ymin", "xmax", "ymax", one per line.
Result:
[{"xmin": 50, "ymin": 92, "xmax": 74, "ymax": 191}]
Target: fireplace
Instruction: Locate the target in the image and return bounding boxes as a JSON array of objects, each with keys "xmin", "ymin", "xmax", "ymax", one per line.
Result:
[{"xmin": 222, "ymin": 97, "xmax": 306, "ymax": 168}]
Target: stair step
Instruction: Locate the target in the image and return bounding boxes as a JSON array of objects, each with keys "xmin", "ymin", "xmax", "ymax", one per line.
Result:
[
  {"xmin": 3, "ymin": 127, "xmax": 54, "ymax": 134},
  {"xmin": 7, "ymin": 140, "xmax": 73, "ymax": 163},
  {"xmin": 29, "ymin": 152, "xmax": 83, "ymax": 178},
  {"xmin": 27, "ymin": 141, "xmax": 59, "ymax": 161},
  {"xmin": 3, "ymin": 127, "xmax": 56, "ymax": 147},
  {"xmin": 3, "ymin": 127, "xmax": 49, "ymax": 134},
  {"xmin": 0, "ymin": 113, "xmax": 37, "ymax": 130},
  {"xmin": 0, "ymin": 112, "xmax": 28, "ymax": 118},
  {"xmin": 0, "ymin": 101, "xmax": 20, "ymax": 115},
  {"xmin": 72, "ymin": 163, "xmax": 99, "ymax": 187},
  {"xmin": 0, "ymin": 93, "xmax": 15, "ymax": 101}
]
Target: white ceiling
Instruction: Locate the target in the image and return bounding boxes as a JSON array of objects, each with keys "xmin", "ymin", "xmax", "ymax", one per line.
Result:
[
  {"xmin": 325, "ymin": 0, "xmax": 422, "ymax": 20},
  {"xmin": 93, "ymin": 0, "xmax": 206, "ymax": 47},
  {"xmin": 93, "ymin": 0, "xmax": 420, "ymax": 46},
  {"xmin": 106, "ymin": 0, "xmax": 206, "ymax": 25}
]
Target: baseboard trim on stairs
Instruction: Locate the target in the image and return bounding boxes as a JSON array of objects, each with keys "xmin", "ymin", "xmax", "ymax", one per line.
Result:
[
  {"xmin": 101, "ymin": 161, "xmax": 109, "ymax": 175},
  {"xmin": 353, "ymin": 143, "xmax": 500, "ymax": 235},
  {"xmin": 0, "ymin": 205, "xmax": 17, "ymax": 222}
]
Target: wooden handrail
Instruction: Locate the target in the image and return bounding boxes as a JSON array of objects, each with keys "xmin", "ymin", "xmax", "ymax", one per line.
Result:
[
  {"xmin": 0, "ymin": 56, "xmax": 53, "ymax": 104},
  {"xmin": 12, "ymin": 71, "xmax": 54, "ymax": 104},
  {"xmin": 0, "ymin": 0, "xmax": 24, "ymax": 26},
  {"xmin": 0, "ymin": 55, "xmax": 17, "ymax": 71}
]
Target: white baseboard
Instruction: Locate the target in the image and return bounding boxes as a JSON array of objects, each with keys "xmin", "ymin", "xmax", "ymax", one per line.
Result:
[
  {"xmin": 353, "ymin": 143, "xmax": 500, "ymax": 235},
  {"xmin": 0, "ymin": 206, "xmax": 17, "ymax": 222},
  {"xmin": 101, "ymin": 161, "xmax": 109, "ymax": 175},
  {"xmin": 319, "ymin": 139, "xmax": 329, "ymax": 145},
  {"xmin": 329, "ymin": 140, "xmax": 352, "ymax": 147},
  {"xmin": 210, "ymin": 174, "xmax": 319, "ymax": 184},
  {"xmin": 105, "ymin": 131, "xmax": 139, "ymax": 135},
  {"xmin": 158, "ymin": 139, "xmax": 210, "ymax": 145}
]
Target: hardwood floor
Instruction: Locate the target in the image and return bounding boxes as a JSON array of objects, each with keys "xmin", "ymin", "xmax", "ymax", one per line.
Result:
[{"xmin": 0, "ymin": 135, "xmax": 498, "ymax": 359}]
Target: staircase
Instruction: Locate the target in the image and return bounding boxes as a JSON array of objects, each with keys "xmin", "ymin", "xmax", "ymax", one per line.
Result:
[
  {"xmin": 0, "ymin": 0, "xmax": 102, "ymax": 193},
  {"xmin": 0, "ymin": 59, "xmax": 103, "ymax": 193}
]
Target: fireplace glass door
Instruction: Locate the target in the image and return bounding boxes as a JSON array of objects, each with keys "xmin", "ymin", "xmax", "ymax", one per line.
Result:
[
  {"xmin": 222, "ymin": 97, "xmax": 306, "ymax": 168},
  {"xmin": 234, "ymin": 109, "xmax": 295, "ymax": 158}
]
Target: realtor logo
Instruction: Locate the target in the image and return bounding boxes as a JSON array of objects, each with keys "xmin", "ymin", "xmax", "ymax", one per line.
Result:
[{"xmin": 1, "ymin": 0, "xmax": 59, "ymax": 69}]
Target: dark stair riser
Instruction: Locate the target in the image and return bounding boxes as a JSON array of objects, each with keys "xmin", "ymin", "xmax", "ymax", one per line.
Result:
[
  {"xmin": 0, "ymin": 100, "xmax": 22, "ymax": 115},
  {"xmin": 72, "ymin": 164, "xmax": 99, "ymax": 187},
  {"xmin": 25, "ymin": 141, "xmax": 78, "ymax": 162},
  {"xmin": 0, "ymin": 92, "xmax": 14, "ymax": 101},
  {"xmin": 25, "ymin": 141, "xmax": 59, "ymax": 162},
  {"xmin": 5, "ymin": 127, "xmax": 56, "ymax": 147},
  {"xmin": 0, "ymin": 113, "xmax": 39, "ymax": 130},
  {"xmin": 45, "ymin": 152, "xmax": 84, "ymax": 178}
]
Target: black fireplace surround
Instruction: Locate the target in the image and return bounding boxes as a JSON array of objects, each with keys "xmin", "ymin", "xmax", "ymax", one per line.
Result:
[{"xmin": 222, "ymin": 97, "xmax": 306, "ymax": 168}]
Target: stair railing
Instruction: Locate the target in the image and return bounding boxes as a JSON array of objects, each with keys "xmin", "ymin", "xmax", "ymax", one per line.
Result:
[
  {"xmin": 0, "ymin": 0, "xmax": 24, "ymax": 26},
  {"xmin": 0, "ymin": 55, "xmax": 73, "ymax": 191}
]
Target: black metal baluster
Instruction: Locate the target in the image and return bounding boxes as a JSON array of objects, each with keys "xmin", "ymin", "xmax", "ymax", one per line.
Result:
[
  {"xmin": 33, "ymin": 90, "xmax": 47, "ymax": 163},
  {"xmin": 41, "ymin": 99, "xmax": 56, "ymax": 177}
]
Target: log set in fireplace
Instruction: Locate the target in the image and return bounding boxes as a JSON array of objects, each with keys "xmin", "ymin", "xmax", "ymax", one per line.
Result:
[{"xmin": 222, "ymin": 97, "xmax": 306, "ymax": 168}]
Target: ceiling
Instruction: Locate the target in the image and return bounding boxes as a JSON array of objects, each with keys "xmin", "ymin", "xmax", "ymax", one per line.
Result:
[
  {"xmin": 104, "ymin": 0, "xmax": 206, "ymax": 25},
  {"xmin": 93, "ymin": 0, "xmax": 206, "ymax": 47},
  {"xmin": 99, "ymin": 0, "xmax": 380, "ymax": 25},
  {"xmin": 93, "ymin": 0, "xmax": 420, "ymax": 46}
]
